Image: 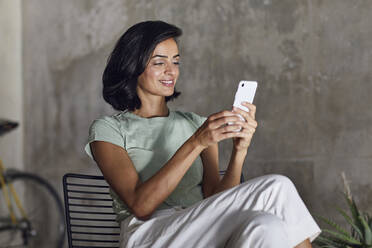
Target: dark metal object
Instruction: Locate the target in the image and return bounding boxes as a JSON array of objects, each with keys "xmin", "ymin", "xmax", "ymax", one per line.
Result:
[
  {"xmin": 62, "ymin": 173, "xmax": 120, "ymax": 248},
  {"xmin": 0, "ymin": 119, "xmax": 19, "ymax": 136}
]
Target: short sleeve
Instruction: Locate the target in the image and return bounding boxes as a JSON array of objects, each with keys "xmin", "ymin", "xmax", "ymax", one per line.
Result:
[
  {"xmin": 84, "ymin": 117, "xmax": 126, "ymax": 160},
  {"xmin": 182, "ymin": 112, "xmax": 207, "ymax": 129}
]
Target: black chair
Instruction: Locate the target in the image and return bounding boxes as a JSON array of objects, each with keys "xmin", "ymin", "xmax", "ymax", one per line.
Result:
[
  {"xmin": 62, "ymin": 171, "xmax": 244, "ymax": 247},
  {"xmin": 63, "ymin": 173, "xmax": 120, "ymax": 248}
]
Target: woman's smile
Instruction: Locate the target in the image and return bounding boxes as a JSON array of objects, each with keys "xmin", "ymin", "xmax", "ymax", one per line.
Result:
[{"xmin": 160, "ymin": 80, "xmax": 175, "ymax": 87}]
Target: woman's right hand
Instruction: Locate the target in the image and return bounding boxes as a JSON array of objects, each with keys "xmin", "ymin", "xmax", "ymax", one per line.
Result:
[{"xmin": 193, "ymin": 110, "xmax": 246, "ymax": 149}]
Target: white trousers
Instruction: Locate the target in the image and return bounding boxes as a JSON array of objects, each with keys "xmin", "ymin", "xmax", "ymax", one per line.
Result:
[{"xmin": 120, "ymin": 174, "xmax": 321, "ymax": 248}]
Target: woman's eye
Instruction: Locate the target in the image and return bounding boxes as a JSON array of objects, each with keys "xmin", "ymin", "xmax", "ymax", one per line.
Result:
[
  {"xmin": 174, "ymin": 61, "xmax": 180, "ymax": 65},
  {"xmin": 154, "ymin": 62, "xmax": 164, "ymax": 66}
]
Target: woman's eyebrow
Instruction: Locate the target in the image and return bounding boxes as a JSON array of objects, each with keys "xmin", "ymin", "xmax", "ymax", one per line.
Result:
[{"xmin": 151, "ymin": 54, "xmax": 180, "ymax": 59}]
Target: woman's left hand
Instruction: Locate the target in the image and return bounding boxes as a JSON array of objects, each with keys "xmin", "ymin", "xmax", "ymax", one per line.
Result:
[{"xmin": 232, "ymin": 102, "xmax": 258, "ymax": 151}]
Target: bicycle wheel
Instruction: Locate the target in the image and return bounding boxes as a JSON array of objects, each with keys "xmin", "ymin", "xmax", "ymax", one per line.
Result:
[{"xmin": 0, "ymin": 171, "xmax": 65, "ymax": 248}]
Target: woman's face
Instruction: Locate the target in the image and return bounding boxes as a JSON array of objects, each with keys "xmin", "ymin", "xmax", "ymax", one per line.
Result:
[{"xmin": 137, "ymin": 38, "xmax": 180, "ymax": 99}]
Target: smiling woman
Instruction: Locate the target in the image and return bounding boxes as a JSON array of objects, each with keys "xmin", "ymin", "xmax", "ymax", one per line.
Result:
[
  {"xmin": 102, "ymin": 21, "xmax": 181, "ymax": 113},
  {"xmin": 135, "ymin": 38, "xmax": 180, "ymax": 112},
  {"xmin": 86, "ymin": 20, "xmax": 321, "ymax": 248}
]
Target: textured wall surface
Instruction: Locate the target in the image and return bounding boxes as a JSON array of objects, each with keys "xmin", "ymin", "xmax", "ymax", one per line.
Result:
[
  {"xmin": 22, "ymin": 0, "xmax": 372, "ymax": 235},
  {"xmin": 0, "ymin": 0, "xmax": 23, "ymax": 171},
  {"xmin": 0, "ymin": 0, "xmax": 23, "ymax": 245}
]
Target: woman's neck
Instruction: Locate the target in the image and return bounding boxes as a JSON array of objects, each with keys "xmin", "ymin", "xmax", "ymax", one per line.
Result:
[{"xmin": 132, "ymin": 98, "xmax": 169, "ymax": 118}]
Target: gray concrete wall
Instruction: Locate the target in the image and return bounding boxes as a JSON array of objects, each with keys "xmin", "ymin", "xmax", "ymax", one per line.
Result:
[
  {"xmin": 22, "ymin": 0, "xmax": 372, "ymax": 234},
  {"xmin": 0, "ymin": 1, "xmax": 23, "ymax": 245},
  {"xmin": 0, "ymin": 0, "xmax": 23, "ymax": 171}
]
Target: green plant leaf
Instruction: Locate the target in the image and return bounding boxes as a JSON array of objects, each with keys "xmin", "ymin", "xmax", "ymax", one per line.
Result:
[
  {"xmin": 323, "ymin": 229, "xmax": 362, "ymax": 245},
  {"xmin": 336, "ymin": 207, "xmax": 364, "ymax": 240},
  {"xmin": 365, "ymin": 213, "xmax": 372, "ymax": 231},
  {"xmin": 359, "ymin": 215, "xmax": 372, "ymax": 245},
  {"xmin": 327, "ymin": 234, "xmax": 363, "ymax": 247},
  {"xmin": 316, "ymin": 214, "xmax": 354, "ymax": 239},
  {"xmin": 314, "ymin": 234, "xmax": 349, "ymax": 247},
  {"xmin": 343, "ymin": 193, "xmax": 364, "ymax": 237}
]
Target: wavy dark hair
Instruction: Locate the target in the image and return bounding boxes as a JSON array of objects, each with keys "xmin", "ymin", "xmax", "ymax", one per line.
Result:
[{"xmin": 102, "ymin": 21, "xmax": 182, "ymax": 111}]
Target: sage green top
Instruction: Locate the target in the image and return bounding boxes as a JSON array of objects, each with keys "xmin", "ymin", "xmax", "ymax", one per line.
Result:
[{"xmin": 85, "ymin": 110, "xmax": 207, "ymax": 223}]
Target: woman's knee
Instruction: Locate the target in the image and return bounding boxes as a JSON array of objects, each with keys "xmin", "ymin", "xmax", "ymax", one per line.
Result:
[{"xmin": 265, "ymin": 174, "xmax": 296, "ymax": 190}]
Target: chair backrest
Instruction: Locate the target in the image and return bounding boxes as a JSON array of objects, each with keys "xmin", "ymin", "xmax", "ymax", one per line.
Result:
[{"xmin": 62, "ymin": 173, "xmax": 120, "ymax": 248}]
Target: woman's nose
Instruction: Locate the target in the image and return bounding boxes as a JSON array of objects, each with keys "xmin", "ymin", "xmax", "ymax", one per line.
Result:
[{"xmin": 165, "ymin": 62, "xmax": 177, "ymax": 76}]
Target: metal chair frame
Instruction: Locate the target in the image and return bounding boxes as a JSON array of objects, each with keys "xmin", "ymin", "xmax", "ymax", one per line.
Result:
[
  {"xmin": 63, "ymin": 173, "xmax": 120, "ymax": 248},
  {"xmin": 63, "ymin": 171, "xmax": 244, "ymax": 247}
]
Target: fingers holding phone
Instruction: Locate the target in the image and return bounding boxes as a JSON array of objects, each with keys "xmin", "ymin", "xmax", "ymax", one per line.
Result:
[
  {"xmin": 229, "ymin": 81, "xmax": 257, "ymax": 131},
  {"xmin": 231, "ymin": 103, "xmax": 258, "ymax": 150},
  {"xmin": 232, "ymin": 103, "xmax": 257, "ymax": 130},
  {"xmin": 193, "ymin": 80, "xmax": 258, "ymax": 149},
  {"xmin": 230, "ymin": 81, "xmax": 258, "ymax": 150},
  {"xmin": 193, "ymin": 110, "xmax": 247, "ymax": 149}
]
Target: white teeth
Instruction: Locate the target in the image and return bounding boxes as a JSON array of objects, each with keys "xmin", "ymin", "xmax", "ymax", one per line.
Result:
[{"xmin": 161, "ymin": 80, "xmax": 173, "ymax": 84}]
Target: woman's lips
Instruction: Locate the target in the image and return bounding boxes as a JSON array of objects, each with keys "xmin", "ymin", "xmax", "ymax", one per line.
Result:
[{"xmin": 160, "ymin": 80, "xmax": 175, "ymax": 87}]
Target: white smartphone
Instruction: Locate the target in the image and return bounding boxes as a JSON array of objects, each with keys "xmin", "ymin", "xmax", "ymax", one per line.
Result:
[
  {"xmin": 233, "ymin": 80, "xmax": 257, "ymax": 111},
  {"xmin": 230, "ymin": 80, "xmax": 257, "ymax": 131}
]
